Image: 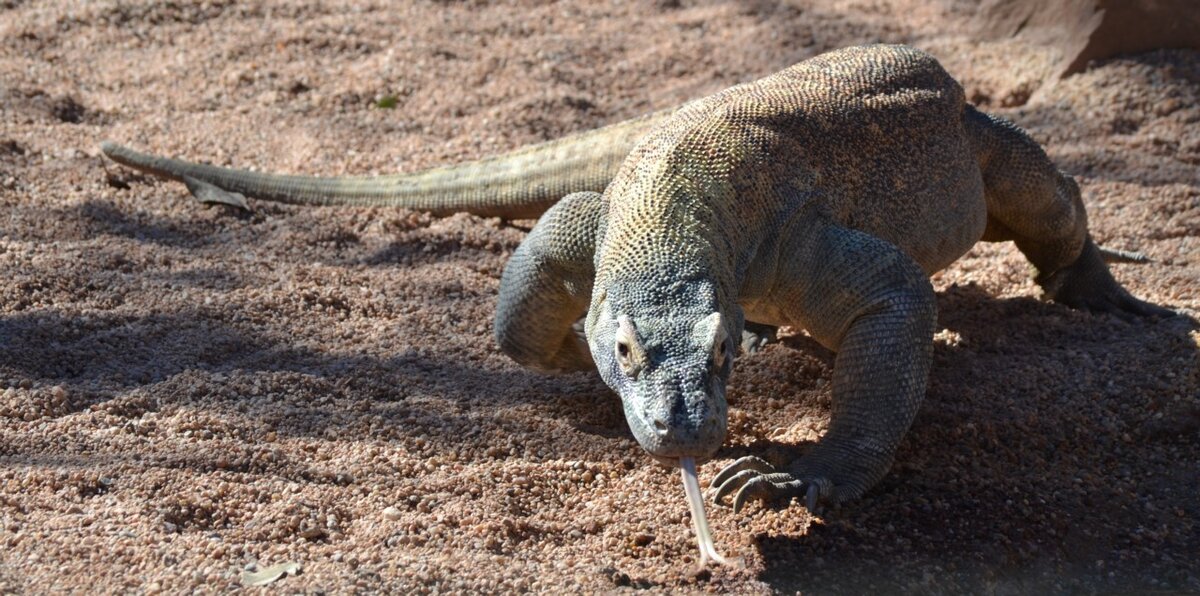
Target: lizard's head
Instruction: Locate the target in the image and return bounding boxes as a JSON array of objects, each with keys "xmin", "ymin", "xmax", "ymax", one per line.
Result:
[{"xmin": 587, "ymin": 286, "xmax": 737, "ymax": 464}]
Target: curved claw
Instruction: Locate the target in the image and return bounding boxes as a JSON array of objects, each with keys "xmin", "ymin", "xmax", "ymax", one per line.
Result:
[
  {"xmin": 712, "ymin": 469, "xmax": 764, "ymax": 504},
  {"xmin": 709, "ymin": 455, "xmax": 774, "ymax": 490},
  {"xmin": 711, "ymin": 456, "xmax": 834, "ymax": 514},
  {"xmin": 731, "ymin": 473, "xmax": 803, "ymax": 513}
]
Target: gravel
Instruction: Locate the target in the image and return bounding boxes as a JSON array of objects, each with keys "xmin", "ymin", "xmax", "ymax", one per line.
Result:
[{"xmin": 0, "ymin": 0, "xmax": 1196, "ymax": 593}]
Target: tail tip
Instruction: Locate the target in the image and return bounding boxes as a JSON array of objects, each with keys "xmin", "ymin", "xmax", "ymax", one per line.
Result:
[
  {"xmin": 1099, "ymin": 246, "xmax": 1153, "ymax": 265},
  {"xmin": 99, "ymin": 140, "xmax": 120, "ymax": 156}
]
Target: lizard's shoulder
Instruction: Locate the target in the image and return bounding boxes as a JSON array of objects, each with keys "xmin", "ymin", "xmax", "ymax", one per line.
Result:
[
  {"xmin": 768, "ymin": 44, "xmax": 962, "ymax": 105},
  {"xmin": 610, "ymin": 45, "xmax": 965, "ymax": 181}
]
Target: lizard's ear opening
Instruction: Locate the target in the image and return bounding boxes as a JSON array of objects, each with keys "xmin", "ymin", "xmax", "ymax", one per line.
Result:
[{"xmin": 615, "ymin": 315, "xmax": 645, "ymax": 378}]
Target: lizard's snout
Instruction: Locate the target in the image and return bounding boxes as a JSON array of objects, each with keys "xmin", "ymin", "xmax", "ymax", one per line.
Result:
[{"xmin": 626, "ymin": 386, "xmax": 726, "ymax": 461}]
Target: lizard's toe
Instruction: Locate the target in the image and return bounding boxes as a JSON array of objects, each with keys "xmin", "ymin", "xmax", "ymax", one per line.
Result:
[
  {"xmin": 709, "ymin": 456, "xmax": 773, "ymax": 491},
  {"xmin": 739, "ymin": 323, "xmax": 778, "ymax": 355},
  {"xmin": 729, "ymin": 473, "xmax": 807, "ymax": 513},
  {"xmin": 711, "ymin": 469, "xmax": 762, "ymax": 504},
  {"xmin": 710, "ymin": 456, "xmax": 831, "ymax": 513},
  {"xmin": 1100, "ymin": 293, "xmax": 1174, "ymax": 318},
  {"xmin": 1054, "ymin": 282, "xmax": 1175, "ymax": 319},
  {"xmin": 1040, "ymin": 239, "xmax": 1176, "ymax": 319}
]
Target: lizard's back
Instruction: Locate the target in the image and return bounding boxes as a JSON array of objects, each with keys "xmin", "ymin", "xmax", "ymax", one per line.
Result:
[{"xmin": 602, "ymin": 44, "xmax": 987, "ymax": 286}]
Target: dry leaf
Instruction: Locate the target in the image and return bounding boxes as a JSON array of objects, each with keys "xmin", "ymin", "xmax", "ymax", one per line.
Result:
[{"xmin": 241, "ymin": 562, "xmax": 301, "ymax": 587}]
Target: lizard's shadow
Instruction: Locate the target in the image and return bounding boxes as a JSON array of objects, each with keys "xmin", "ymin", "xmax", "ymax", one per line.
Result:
[
  {"xmin": 0, "ymin": 197, "xmax": 627, "ymax": 464},
  {"xmin": 723, "ymin": 282, "xmax": 1198, "ymax": 593},
  {"xmin": 0, "ymin": 304, "xmax": 626, "ymax": 463},
  {"xmin": 24, "ymin": 198, "xmax": 518, "ymax": 271}
]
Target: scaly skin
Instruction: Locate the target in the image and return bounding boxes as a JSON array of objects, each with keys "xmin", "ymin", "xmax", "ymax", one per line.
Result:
[
  {"xmin": 102, "ymin": 44, "xmax": 1172, "ymax": 515},
  {"xmin": 101, "ymin": 111, "xmax": 664, "ymax": 218}
]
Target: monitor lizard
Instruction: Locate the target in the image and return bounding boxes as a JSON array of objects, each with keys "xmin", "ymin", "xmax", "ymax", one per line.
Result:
[{"xmin": 100, "ymin": 44, "xmax": 1172, "ymax": 515}]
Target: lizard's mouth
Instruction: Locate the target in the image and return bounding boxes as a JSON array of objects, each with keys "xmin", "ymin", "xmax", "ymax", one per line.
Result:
[{"xmin": 649, "ymin": 452, "xmax": 709, "ymax": 468}]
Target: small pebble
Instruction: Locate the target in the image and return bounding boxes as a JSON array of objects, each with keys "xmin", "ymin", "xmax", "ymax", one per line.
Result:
[{"xmin": 299, "ymin": 527, "xmax": 326, "ymax": 540}]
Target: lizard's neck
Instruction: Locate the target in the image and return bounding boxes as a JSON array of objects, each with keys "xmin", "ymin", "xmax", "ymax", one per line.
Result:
[
  {"xmin": 594, "ymin": 106, "xmax": 780, "ymax": 311},
  {"xmin": 596, "ymin": 182, "xmax": 744, "ymax": 314}
]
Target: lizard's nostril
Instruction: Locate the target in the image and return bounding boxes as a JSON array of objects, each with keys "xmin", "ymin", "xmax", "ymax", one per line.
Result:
[{"xmin": 653, "ymin": 418, "xmax": 668, "ymax": 434}]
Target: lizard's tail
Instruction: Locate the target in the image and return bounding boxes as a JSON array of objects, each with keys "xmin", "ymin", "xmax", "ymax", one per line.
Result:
[
  {"xmin": 1098, "ymin": 246, "xmax": 1152, "ymax": 264},
  {"xmin": 101, "ymin": 111, "xmax": 665, "ymax": 219}
]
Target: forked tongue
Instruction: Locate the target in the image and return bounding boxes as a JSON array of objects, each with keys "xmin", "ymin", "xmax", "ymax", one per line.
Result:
[{"xmin": 679, "ymin": 457, "xmax": 742, "ymax": 567}]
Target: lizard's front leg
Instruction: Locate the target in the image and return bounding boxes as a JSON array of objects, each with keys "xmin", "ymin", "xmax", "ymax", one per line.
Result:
[
  {"xmin": 495, "ymin": 192, "xmax": 603, "ymax": 373},
  {"xmin": 740, "ymin": 321, "xmax": 778, "ymax": 355},
  {"xmin": 713, "ymin": 214, "xmax": 936, "ymax": 511}
]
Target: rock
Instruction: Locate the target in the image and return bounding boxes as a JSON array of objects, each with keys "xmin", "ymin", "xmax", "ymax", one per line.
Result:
[{"xmin": 977, "ymin": 0, "xmax": 1200, "ymax": 78}]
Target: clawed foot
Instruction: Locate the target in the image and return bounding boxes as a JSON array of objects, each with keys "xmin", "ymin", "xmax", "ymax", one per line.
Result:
[
  {"xmin": 1055, "ymin": 283, "xmax": 1175, "ymax": 318},
  {"xmin": 1041, "ymin": 239, "xmax": 1175, "ymax": 319},
  {"xmin": 740, "ymin": 323, "xmax": 778, "ymax": 355},
  {"xmin": 709, "ymin": 456, "xmax": 831, "ymax": 513}
]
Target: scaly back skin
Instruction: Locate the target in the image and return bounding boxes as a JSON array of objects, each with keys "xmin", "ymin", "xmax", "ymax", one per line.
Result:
[{"xmin": 594, "ymin": 45, "xmax": 985, "ymax": 323}]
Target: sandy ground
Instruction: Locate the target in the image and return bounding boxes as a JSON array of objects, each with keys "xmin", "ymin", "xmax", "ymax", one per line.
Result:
[{"xmin": 1, "ymin": 0, "xmax": 1198, "ymax": 593}]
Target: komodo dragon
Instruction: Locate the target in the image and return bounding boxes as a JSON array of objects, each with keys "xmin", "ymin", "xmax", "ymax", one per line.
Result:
[{"xmin": 101, "ymin": 44, "xmax": 1171, "ymax": 516}]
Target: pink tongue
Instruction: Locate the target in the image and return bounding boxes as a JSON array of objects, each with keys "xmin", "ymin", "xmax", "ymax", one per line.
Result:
[{"xmin": 679, "ymin": 457, "xmax": 742, "ymax": 567}]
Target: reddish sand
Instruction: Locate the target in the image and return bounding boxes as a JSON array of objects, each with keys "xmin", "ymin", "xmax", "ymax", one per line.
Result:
[{"xmin": 1, "ymin": 1, "xmax": 1196, "ymax": 593}]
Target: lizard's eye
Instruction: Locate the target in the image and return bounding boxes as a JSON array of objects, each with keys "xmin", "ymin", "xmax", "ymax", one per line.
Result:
[
  {"xmin": 615, "ymin": 341, "xmax": 636, "ymax": 376},
  {"xmin": 616, "ymin": 340, "xmax": 633, "ymax": 369},
  {"xmin": 615, "ymin": 316, "xmax": 643, "ymax": 378},
  {"xmin": 700, "ymin": 312, "xmax": 728, "ymax": 371}
]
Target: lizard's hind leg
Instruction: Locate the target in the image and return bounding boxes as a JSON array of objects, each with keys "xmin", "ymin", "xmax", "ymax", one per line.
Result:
[
  {"xmin": 495, "ymin": 192, "xmax": 603, "ymax": 373},
  {"xmin": 964, "ymin": 106, "xmax": 1172, "ymax": 317}
]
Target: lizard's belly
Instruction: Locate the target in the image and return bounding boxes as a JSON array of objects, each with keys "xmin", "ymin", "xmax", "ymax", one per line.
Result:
[
  {"xmin": 880, "ymin": 182, "xmax": 988, "ymax": 275},
  {"xmin": 829, "ymin": 157, "xmax": 988, "ymax": 275},
  {"xmin": 739, "ymin": 299, "xmax": 792, "ymax": 329}
]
